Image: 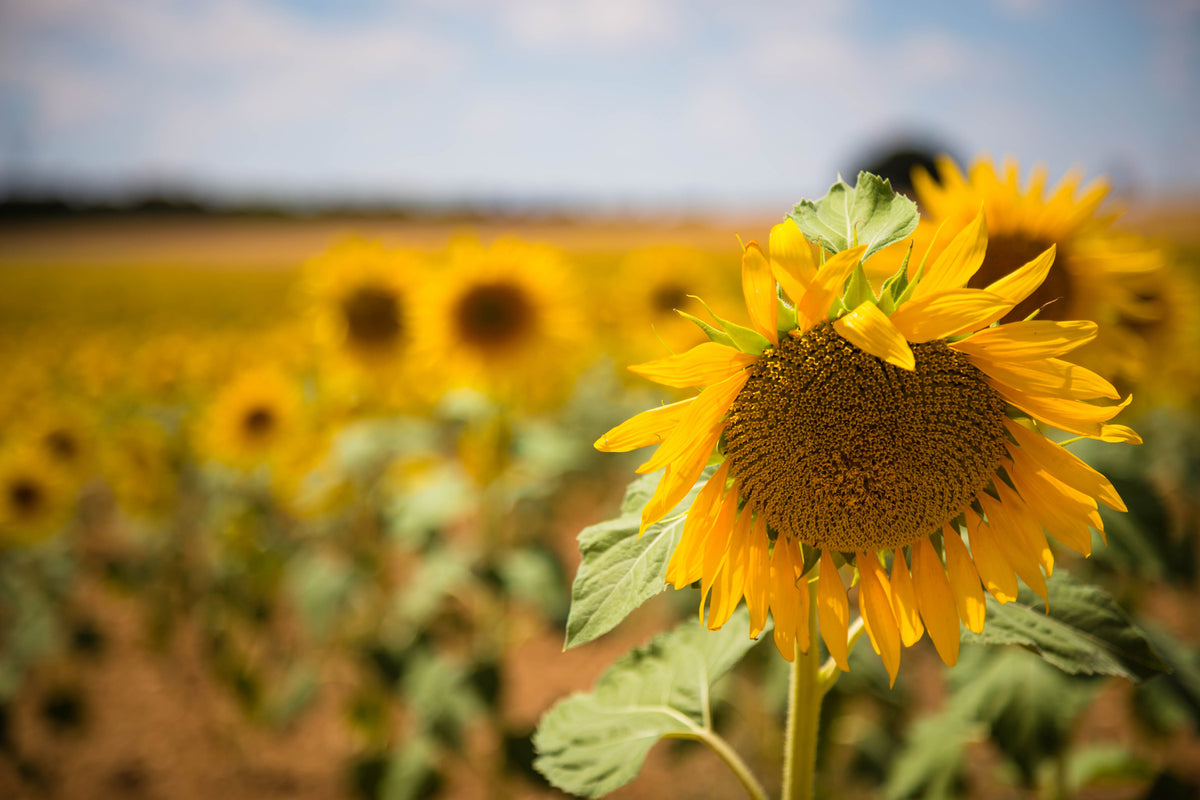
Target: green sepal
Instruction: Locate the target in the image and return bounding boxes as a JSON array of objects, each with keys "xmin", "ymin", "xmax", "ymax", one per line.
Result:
[
  {"xmin": 788, "ymin": 171, "xmax": 919, "ymax": 261},
  {"xmin": 690, "ymin": 296, "xmax": 771, "ymax": 355},
  {"xmin": 841, "ymin": 260, "xmax": 876, "ymax": 310},
  {"xmin": 777, "ymin": 295, "xmax": 798, "ymax": 334},
  {"xmin": 878, "ymin": 243, "xmax": 915, "ymax": 315},
  {"xmin": 675, "ymin": 309, "xmax": 735, "ymax": 348}
]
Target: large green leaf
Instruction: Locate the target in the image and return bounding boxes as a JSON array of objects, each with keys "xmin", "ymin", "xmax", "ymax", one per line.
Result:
[
  {"xmin": 788, "ymin": 171, "xmax": 919, "ymax": 260},
  {"xmin": 961, "ymin": 570, "xmax": 1167, "ymax": 683},
  {"xmin": 534, "ymin": 608, "xmax": 765, "ymax": 798},
  {"xmin": 564, "ymin": 466, "xmax": 714, "ymax": 650}
]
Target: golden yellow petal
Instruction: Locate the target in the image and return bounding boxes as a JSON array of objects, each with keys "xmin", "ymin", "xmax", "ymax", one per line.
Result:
[
  {"xmin": 943, "ymin": 525, "xmax": 987, "ymax": 633},
  {"xmin": 628, "ymin": 342, "xmax": 755, "ymax": 389},
  {"xmin": 817, "ymin": 550, "xmax": 850, "ymax": 672},
  {"xmin": 912, "ymin": 537, "xmax": 961, "ymax": 666},
  {"xmin": 770, "ymin": 538, "xmax": 802, "ymax": 659},
  {"xmin": 978, "ymin": 492, "xmax": 1048, "ymax": 604},
  {"xmin": 971, "ymin": 354, "xmax": 1120, "ymax": 401},
  {"xmin": 858, "ymin": 551, "xmax": 902, "ymax": 688},
  {"xmin": 699, "ymin": 484, "xmax": 741, "ymax": 605},
  {"xmin": 769, "ymin": 220, "xmax": 817, "ymax": 301},
  {"xmin": 888, "ymin": 552, "xmax": 925, "ymax": 647},
  {"xmin": 965, "ymin": 509, "xmax": 1019, "ymax": 603},
  {"xmin": 741, "ymin": 241, "xmax": 779, "ymax": 344},
  {"xmin": 913, "ymin": 207, "xmax": 988, "ymax": 299},
  {"xmin": 708, "ymin": 504, "xmax": 752, "ymax": 630},
  {"xmin": 1097, "ymin": 424, "xmax": 1142, "ymax": 444},
  {"xmin": 745, "ymin": 515, "xmax": 772, "ymax": 637},
  {"xmin": 637, "ymin": 370, "xmax": 748, "ymax": 474},
  {"xmin": 639, "ymin": 435, "xmax": 718, "ymax": 535},
  {"xmin": 951, "ymin": 320, "xmax": 1098, "ymax": 362},
  {"xmin": 983, "ymin": 377, "xmax": 1131, "ymax": 439},
  {"xmin": 991, "ymin": 478, "xmax": 1054, "ymax": 577},
  {"xmin": 833, "ymin": 301, "xmax": 916, "ymax": 370},
  {"xmin": 983, "ymin": 244, "xmax": 1056, "ymax": 309},
  {"xmin": 594, "ymin": 398, "xmax": 690, "ymax": 452},
  {"xmin": 1003, "ymin": 418, "xmax": 1125, "ymax": 512},
  {"xmin": 666, "ymin": 461, "xmax": 730, "ymax": 588},
  {"xmin": 1006, "ymin": 443, "xmax": 1103, "ymax": 553},
  {"xmin": 796, "ymin": 245, "xmax": 868, "ymax": 328},
  {"xmin": 890, "ymin": 288, "xmax": 1011, "ymax": 343}
]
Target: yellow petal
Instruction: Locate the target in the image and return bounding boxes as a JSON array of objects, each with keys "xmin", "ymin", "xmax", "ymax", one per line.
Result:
[
  {"xmin": 991, "ymin": 479, "xmax": 1054, "ymax": 577},
  {"xmin": 638, "ymin": 370, "xmax": 747, "ymax": 474},
  {"xmin": 817, "ymin": 550, "xmax": 850, "ymax": 671},
  {"xmin": 594, "ymin": 398, "xmax": 689, "ymax": 452},
  {"xmin": 943, "ymin": 525, "xmax": 986, "ymax": 633},
  {"xmin": 890, "ymin": 288, "xmax": 1012, "ymax": 343},
  {"xmin": 699, "ymin": 484, "xmax": 741, "ymax": 606},
  {"xmin": 666, "ymin": 461, "xmax": 730, "ymax": 588},
  {"xmin": 913, "ymin": 207, "xmax": 987, "ymax": 299},
  {"xmin": 1098, "ymin": 424, "xmax": 1142, "ymax": 444},
  {"xmin": 971, "ymin": 354, "xmax": 1120, "ymax": 401},
  {"xmin": 951, "ymin": 320, "xmax": 1098, "ymax": 362},
  {"xmin": 912, "ymin": 537, "xmax": 960, "ymax": 666},
  {"xmin": 708, "ymin": 504, "xmax": 752, "ymax": 630},
  {"xmin": 1006, "ymin": 443, "xmax": 1102, "ymax": 554},
  {"xmin": 965, "ymin": 509, "xmax": 1019, "ymax": 603},
  {"xmin": 833, "ymin": 301, "xmax": 915, "ymax": 370},
  {"xmin": 796, "ymin": 245, "xmax": 868, "ymax": 328},
  {"xmin": 745, "ymin": 515, "xmax": 772, "ymax": 637},
  {"xmin": 629, "ymin": 342, "xmax": 755, "ymax": 389},
  {"xmin": 769, "ymin": 220, "xmax": 817, "ymax": 302},
  {"xmin": 858, "ymin": 551, "xmax": 902, "ymax": 687},
  {"xmin": 983, "ymin": 244, "xmax": 1056, "ymax": 309},
  {"xmin": 888, "ymin": 552, "xmax": 925, "ymax": 647},
  {"xmin": 741, "ymin": 241, "xmax": 779, "ymax": 344},
  {"xmin": 770, "ymin": 537, "xmax": 800, "ymax": 660},
  {"xmin": 984, "ymin": 377, "xmax": 1131, "ymax": 439},
  {"xmin": 639, "ymin": 435, "xmax": 718, "ymax": 535},
  {"xmin": 978, "ymin": 492, "xmax": 1048, "ymax": 605},
  {"xmin": 1003, "ymin": 419, "xmax": 1124, "ymax": 511}
]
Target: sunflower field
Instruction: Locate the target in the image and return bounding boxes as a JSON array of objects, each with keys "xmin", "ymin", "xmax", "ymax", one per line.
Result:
[{"xmin": 2, "ymin": 162, "xmax": 1200, "ymax": 800}]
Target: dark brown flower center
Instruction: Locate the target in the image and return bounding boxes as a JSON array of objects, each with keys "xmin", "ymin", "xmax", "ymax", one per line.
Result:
[
  {"xmin": 242, "ymin": 406, "xmax": 276, "ymax": 438},
  {"xmin": 44, "ymin": 430, "xmax": 79, "ymax": 461},
  {"xmin": 722, "ymin": 323, "xmax": 1009, "ymax": 552},
  {"xmin": 650, "ymin": 283, "xmax": 689, "ymax": 314},
  {"xmin": 342, "ymin": 285, "xmax": 403, "ymax": 347},
  {"xmin": 968, "ymin": 232, "xmax": 1071, "ymax": 322},
  {"xmin": 454, "ymin": 281, "xmax": 535, "ymax": 350},
  {"xmin": 9, "ymin": 479, "xmax": 43, "ymax": 517}
]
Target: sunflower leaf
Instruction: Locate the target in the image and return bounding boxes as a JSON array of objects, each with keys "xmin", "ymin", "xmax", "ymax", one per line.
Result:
[
  {"xmin": 961, "ymin": 570, "xmax": 1168, "ymax": 683},
  {"xmin": 565, "ymin": 466, "xmax": 715, "ymax": 650},
  {"xmin": 789, "ymin": 171, "xmax": 919, "ymax": 261},
  {"xmin": 535, "ymin": 608, "xmax": 765, "ymax": 798}
]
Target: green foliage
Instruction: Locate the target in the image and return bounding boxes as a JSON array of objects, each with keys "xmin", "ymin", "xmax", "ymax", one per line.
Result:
[
  {"xmin": 564, "ymin": 466, "xmax": 714, "ymax": 650},
  {"xmin": 788, "ymin": 171, "xmax": 919, "ymax": 260},
  {"xmin": 1132, "ymin": 624, "xmax": 1200, "ymax": 734},
  {"xmin": 961, "ymin": 570, "xmax": 1168, "ymax": 683},
  {"xmin": 534, "ymin": 607, "xmax": 765, "ymax": 798}
]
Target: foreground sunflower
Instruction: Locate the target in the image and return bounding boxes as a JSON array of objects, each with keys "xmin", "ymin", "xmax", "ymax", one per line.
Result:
[{"xmin": 596, "ymin": 208, "xmax": 1136, "ymax": 684}]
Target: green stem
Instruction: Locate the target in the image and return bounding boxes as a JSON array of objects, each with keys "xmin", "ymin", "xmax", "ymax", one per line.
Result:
[
  {"xmin": 781, "ymin": 581, "xmax": 823, "ymax": 800},
  {"xmin": 670, "ymin": 729, "xmax": 769, "ymax": 800}
]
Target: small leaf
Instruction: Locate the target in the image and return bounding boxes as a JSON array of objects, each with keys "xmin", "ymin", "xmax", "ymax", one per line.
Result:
[
  {"xmin": 534, "ymin": 608, "xmax": 766, "ymax": 798},
  {"xmin": 676, "ymin": 310, "xmax": 735, "ymax": 348},
  {"xmin": 565, "ymin": 467, "xmax": 715, "ymax": 649},
  {"xmin": 961, "ymin": 570, "xmax": 1168, "ymax": 683},
  {"xmin": 788, "ymin": 172, "xmax": 919, "ymax": 260}
]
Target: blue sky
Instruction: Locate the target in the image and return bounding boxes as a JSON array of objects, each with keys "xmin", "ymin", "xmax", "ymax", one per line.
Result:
[{"xmin": 0, "ymin": 0, "xmax": 1196, "ymax": 211}]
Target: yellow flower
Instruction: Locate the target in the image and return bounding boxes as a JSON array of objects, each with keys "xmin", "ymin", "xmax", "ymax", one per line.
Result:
[
  {"xmin": 0, "ymin": 445, "xmax": 75, "ymax": 547},
  {"xmin": 597, "ymin": 213, "xmax": 1135, "ymax": 685},
  {"xmin": 197, "ymin": 367, "xmax": 304, "ymax": 470},
  {"xmin": 893, "ymin": 156, "xmax": 1164, "ymax": 385},
  {"xmin": 102, "ymin": 416, "xmax": 180, "ymax": 520},
  {"xmin": 415, "ymin": 237, "xmax": 587, "ymax": 407}
]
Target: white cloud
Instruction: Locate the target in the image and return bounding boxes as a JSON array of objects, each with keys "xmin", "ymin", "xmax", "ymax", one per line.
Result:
[{"xmin": 501, "ymin": 0, "xmax": 682, "ymax": 53}]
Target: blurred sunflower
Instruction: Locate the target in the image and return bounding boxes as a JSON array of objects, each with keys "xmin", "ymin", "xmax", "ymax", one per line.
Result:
[
  {"xmin": 893, "ymin": 157, "xmax": 1164, "ymax": 384},
  {"xmin": 102, "ymin": 417, "xmax": 180, "ymax": 520},
  {"xmin": 597, "ymin": 213, "xmax": 1136, "ymax": 684},
  {"xmin": 602, "ymin": 246, "xmax": 735, "ymax": 363},
  {"xmin": 27, "ymin": 402, "xmax": 98, "ymax": 486},
  {"xmin": 416, "ymin": 237, "xmax": 586, "ymax": 407},
  {"xmin": 0, "ymin": 445, "xmax": 75, "ymax": 546},
  {"xmin": 197, "ymin": 367, "xmax": 304, "ymax": 470}
]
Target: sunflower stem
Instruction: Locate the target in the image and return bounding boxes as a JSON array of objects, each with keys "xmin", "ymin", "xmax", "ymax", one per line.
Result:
[
  {"xmin": 781, "ymin": 581, "xmax": 823, "ymax": 800},
  {"xmin": 670, "ymin": 729, "xmax": 769, "ymax": 800}
]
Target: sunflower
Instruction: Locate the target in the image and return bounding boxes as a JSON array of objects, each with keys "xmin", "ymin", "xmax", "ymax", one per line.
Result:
[
  {"xmin": 600, "ymin": 246, "xmax": 737, "ymax": 363},
  {"xmin": 0, "ymin": 445, "xmax": 75, "ymax": 547},
  {"xmin": 891, "ymin": 156, "xmax": 1164, "ymax": 385},
  {"xmin": 416, "ymin": 237, "xmax": 586, "ymax": 407},
  {"xmin": 596, "ymin": 212, "xmax": 1136, "ymax": 684},
  {"xmin": 197, "ymin": 367, "xmax": 304, "ymax": 470},
  {"xmin": 102, "ymin": 416, "xmax": 181, "ymax": 520}
]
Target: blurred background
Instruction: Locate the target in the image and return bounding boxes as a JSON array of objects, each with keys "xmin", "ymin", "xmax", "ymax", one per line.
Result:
[{"xmin": 1, "ymin": 1, "xmax": 1198, "ymax": 799}]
